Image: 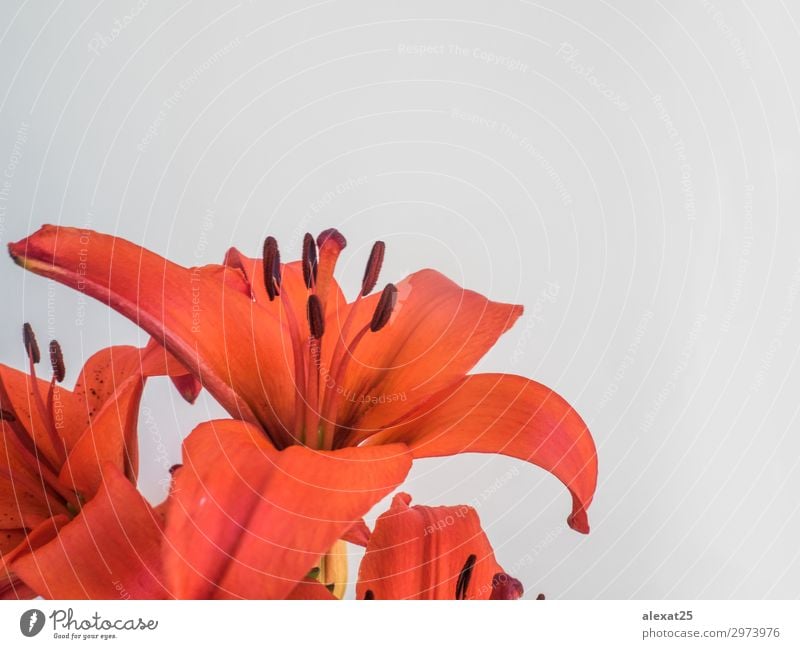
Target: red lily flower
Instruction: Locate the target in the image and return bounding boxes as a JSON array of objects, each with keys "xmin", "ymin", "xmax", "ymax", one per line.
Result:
[
  {"xmin": 9, "ymin": 225, "xmax": 597, "ymax": 532},
  {"xmin": 0, "ymin": 324, "xmax": 196, "ymax": 598},
  {"xmin": 357, "ymin": 493, "xmax": 524, "ymax": 600}
]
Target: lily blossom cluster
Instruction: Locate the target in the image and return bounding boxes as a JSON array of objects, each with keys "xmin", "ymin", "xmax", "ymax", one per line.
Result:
[{"xmin": 1, "ymin": 224, "xmax": 597, "ymax": 599}]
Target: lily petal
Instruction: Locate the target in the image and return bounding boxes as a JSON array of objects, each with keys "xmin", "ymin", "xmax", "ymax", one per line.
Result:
[
  {"xmin": 1, "ymin": 515, "xmax": 69, "ymax": 598},
  {"xmin": 1, "ymin": 515, "xmax": 68, "ymax": 565},
  {"xmin": 222, "ymin": 252, "xmax": 350, "ymax": 384},
  {"xmin": 163, "ymin": 419, "xmax": 411, "ymax": 599},
  {"xmin": 9, "ymin": 226, "xmax": 295, "ymax": 439},
  {"xmin": 356, "ymin": 493, "xmax": 511, "ymax": 600},
  {"xmin": 0, "ymin": 364, "xmax": 64, "ymax": 468},
  {"xmin": 223, "ymin": 251, "xmax": 348, "ymax": 329},
  {"xmin": 59, "ymin": 341, "xmax": 196, "ymax": 496},
  {"xmin": 367, "ymin": 373, "xmax": 597, "ymax": 533},
  {"xmin": 338, "ymin": 269, "xmax": 523, "ymax": 433},
  {"xmin": 341, "ymin": 519, "xmax": 371, "ymax": 547},
  {"xmin": 11, "ymin": 464, "xmax": 168, "ymax": 599},
  {"xmin": 63, "ymin": 342, "xmax": 184, "ymax": 438},
  {"xmin": 1, "ymin": 419, "xmax": 62, "ymax": 528},
  {"xmin": 59, "ymin": 374, "xmax": 144, "ymax": 497},
  {"xmin": 0, "ymin": 529, "xmax": 26, "ymax": 555},
  {"xmin": 0, "ymin": 578, "xmax": 37, "ymax": 599}
]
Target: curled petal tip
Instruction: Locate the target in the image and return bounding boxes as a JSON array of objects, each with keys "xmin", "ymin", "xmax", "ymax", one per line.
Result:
[
  {"xmin": 7, "ymin": 236, "xmax": 27, "ymax": 261},
  {"xmin": 171, "ymin": 374, "xmax": 202, "ymax": 404},
  {"xmin": 390, "ymin": 492, "xmax": 413, "ymax": 507},
  {"xmin": 8, "ymin": 226, "xmax": 60, "ymax": 271},
  {"xmin": 567, "ymin": 508, "xmax": 590, "ymax": 534}
]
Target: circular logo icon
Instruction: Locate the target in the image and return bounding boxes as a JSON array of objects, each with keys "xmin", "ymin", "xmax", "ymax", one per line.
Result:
[{"xmin": 20, "ymin": 609, "xmax": 45, "ymax": 637}]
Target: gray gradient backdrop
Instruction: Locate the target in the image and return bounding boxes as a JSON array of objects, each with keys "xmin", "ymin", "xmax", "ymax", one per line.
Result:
[{"xmin": 1, "ymin": 1, "xmax": 799, "ymax": 599}]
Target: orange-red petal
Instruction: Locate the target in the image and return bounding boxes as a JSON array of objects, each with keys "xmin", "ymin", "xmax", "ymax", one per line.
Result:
[
  {"xmin": 1, "ymin": 418, "xmax": 64, "ymax": 528},
  {"xmin": 356, "ymin": 493, "xmax": 510, "ymax": 600},
  {"xmin": 163, "ymin": 419, "xmax": 411, "ymax": 599},
  {"xmin": 223, "ymin": 251, "xmax": 347, "ymax": 328},
  {"xmin": 9, "ymin": 226, "xmax": 294, "ymax": 439},
  {"xmin": 0, "ymin": 364, "xmax": 64, "ymax": 468},
  {"xmin": 341, "ymin": 519, "xmax": 371, "ymax": 547},
  {"xmin": 0, "ymin": 578, "xmax": 37, "ymax": 599},
  {"xmin": 223, "ymin": 252, "xmax": 350, "ymax": 384},
  {"xmin": 11, "ymin": 464, "xmax": 167, "ymax": 599},
  {"xmin": 367, "ymin": 373, "xmax": 598, "ymax": 533},
  {"xmin": 338, "ymin": 269, "xmax": 523, "ymax": 434},
  {"xmin": 58, "ymin": 341, "xmax": 197, "ymax": 496},
  {"xmin": 1, "ymin": 514, "xmax": 69, "ymax": 599},
  {"xmin": 59, "ymin": 374, "xmax": 143, "ymax": 497},
  {"xmin": 1, "ymin": 515, "xmax": 68, "ymax": 566}
]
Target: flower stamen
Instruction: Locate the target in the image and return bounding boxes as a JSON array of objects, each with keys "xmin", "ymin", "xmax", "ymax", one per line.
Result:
[
  {"xmin": 262, "ymin": 236, "xmax": 281, "ymax": 301},
  {"xmin": 306, "ymin": 295, "xmax": 325, "ymax": 340},
  {"xmin": 319, "ymin": 283, "xmax": 398, "ymax": 449},
  {"xmin": 321, "ymin": 239, "xmax": 391, "ymax": 412},
  {"xmin": 304, "ymin": 295, "xmax": 326, "ymax": 447},
  {"xmin": 260, "ymin": 236, "xmax": 305, "ymax": 447},
  {"xmin": 49, "ymin": 340, "xmax": 65, "ymax": 383},
  {"xmin": 329, "ymin": 239, "xmax": 389, "ymax": 373},
  {"xmin": 0, "ymin": 374, "xmax": 78, "ymax": 511},
  {"xmin": 302, "ymin": 233, "xmax": 318, "ymax": 290},
  {"xmin": 370, "ymin": 283, "xmax": 398, "ymax": 332},
  {"xmin": 22, "ymin": 324, "xmax": 67, "ymax": 465},
  {"xmin": 361, "ymin": 241, "xmax": 385, "ymax": 296},
  {"xmin": 23, "ymin": 322, "xmax": 40, "ymax": 364}
]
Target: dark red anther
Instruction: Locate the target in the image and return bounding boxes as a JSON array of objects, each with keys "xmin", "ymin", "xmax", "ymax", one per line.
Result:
[
  {"xmin": 169, "ymin": 464, "xmax": 183, "ymax": 475},
  {"xmin": 489, "ymin": 572, "xmax": 525, "ymax": 600},
  {"xmin": 302, "ymin": 232, "xmax": 318, "ymax": 289},
  {"xmin": 364, "ymin": 590, "xmax": 375, "ymax": 600},
  {"xmin": 307, "ymin": 294, "xmax": 325, "ymax": 339},
  {"xmin": 361, "ymin": 240, "xmax": 385, "ymax": 296},
  {"xmin": 49, "ymin": 340, "xmax": 65, "ymax": 383},
  {"xmin": 23, "ymin": 323, "xmax": 40, "ymax": 364},
  {"xmin": 536, "ymin": 593, "xmax": 545, "ymax": 600},
  {"xmin": 262, "ymin": 236, "xmax": 281, "ymax": 301},
  {"xmin": 369, "ymin": 283, "xmax": 398, "ymax": 332},
  {"xmin": 455, "ymin": 554, "xmax": 477, "ymax": 600},
  {"xmin": 316, "ymin": 228, "xmax": 347, "ymax": 251}
]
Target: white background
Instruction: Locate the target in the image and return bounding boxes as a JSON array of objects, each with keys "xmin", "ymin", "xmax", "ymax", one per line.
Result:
[{"xmin": 0, "ymin": 1, "xmax": 798, "ymax": 598}]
